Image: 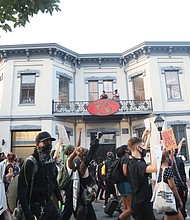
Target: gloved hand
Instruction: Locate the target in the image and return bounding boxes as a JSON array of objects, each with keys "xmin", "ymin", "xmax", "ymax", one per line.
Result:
[{"xmin": 58, "ymin": 200, "xmax": 64, "ymax": 212}]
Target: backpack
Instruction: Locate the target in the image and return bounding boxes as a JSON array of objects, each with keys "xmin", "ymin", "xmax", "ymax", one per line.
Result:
[
  {"xmin": 57, "ymin": 160, "xmax": 73, "ymax": 190},
  {"xmin": 6, "ymin": 155, "xmax": 38, "ymax": 214},
  {"xmin": 106, "ymin": 158, "xmax": 124, "ymax": 184}
]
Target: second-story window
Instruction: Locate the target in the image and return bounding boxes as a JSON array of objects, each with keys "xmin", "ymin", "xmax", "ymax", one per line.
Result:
[
  {"xmin": 89, "ymin": 81, "xmax": 98, "ymax": 101},
  {"xmin": 132, "ymin": 74, "xmax": 145, "ymax": 101},
  {"xmin": 20, "ymin": 74, "xmax": 35, "ymax": 104},
  {"xmin": 165, "ymin": 71, "xmax": 182, "ymax": 100},
  {"xmin": 59, "ymin": 76, "xmax": 69, "ymax": 104},
  {"xmin": 103, "ymin": 80, "xmax": 113, "ymax": 98}
]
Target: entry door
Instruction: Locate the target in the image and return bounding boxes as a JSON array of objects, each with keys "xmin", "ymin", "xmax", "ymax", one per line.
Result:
[{"xmin": 90, "ymin": 132, "xmax": 116, "ymax": 161}]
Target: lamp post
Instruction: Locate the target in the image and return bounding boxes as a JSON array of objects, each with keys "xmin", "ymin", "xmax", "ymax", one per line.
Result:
[{"xmin": 154, "ymin": 114, "xmax": 164, "ymax": 140}]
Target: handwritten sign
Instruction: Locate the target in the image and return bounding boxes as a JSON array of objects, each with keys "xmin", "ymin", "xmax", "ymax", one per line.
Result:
[
  {"xmin": 57, "ymin": 124, "xmax": 70, "ymax": 146},
  {"xmin": 87, "ymin": 99, "xmax": 120, "ymax": 116},
  {"xmin": 161, "ymin": 128, "xmax": 177, "ymax": 150}
]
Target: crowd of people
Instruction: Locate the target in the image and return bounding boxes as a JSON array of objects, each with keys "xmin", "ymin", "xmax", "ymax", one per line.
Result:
[{"xmin": 0, "ymin": 128, "xmax": 190, "ymax": 220}]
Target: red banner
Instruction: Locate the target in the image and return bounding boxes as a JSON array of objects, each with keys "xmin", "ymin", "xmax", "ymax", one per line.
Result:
[{"xmin": 87, "ymin": 99, "xmax": 120, "ymax": 116}]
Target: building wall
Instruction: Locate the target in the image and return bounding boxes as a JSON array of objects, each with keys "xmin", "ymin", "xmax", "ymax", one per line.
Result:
[{"xmin": 0, "ymin": 42, "xmax": 190, "ymax": 163}]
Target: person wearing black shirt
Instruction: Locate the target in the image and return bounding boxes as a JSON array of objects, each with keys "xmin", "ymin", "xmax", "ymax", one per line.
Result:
[
  {"xmin": 127, "ymin": 134, "xmax": 157, "ymax": 220},
  {"xmin": 172, "ymin": 147, "xmax": 188, "ymax": 219},
  {"xmin": 18, "ymin": 131, "xmax": 63, "ymax": 220},
  {"xmin": 100, "ymin": 90, "xmax": 108, "ymax": 99}
]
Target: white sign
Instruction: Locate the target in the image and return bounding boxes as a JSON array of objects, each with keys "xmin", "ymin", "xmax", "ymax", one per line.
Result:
[
  {"xmin": 57, "ymin": 124, "xmax": 70, "ymax": 146},
  {"xmin": 0, "ymin": 160, "xmax": 7, "ymax": 215},
  {"xmin": 151, "ymin": 146, "xmax": 163, "ymax": 202},
  {"xmin": 144, "ymin": 118, "xmax": 151, "ymax": 130}
]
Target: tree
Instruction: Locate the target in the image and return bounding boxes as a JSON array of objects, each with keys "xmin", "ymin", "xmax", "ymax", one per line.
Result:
[{"xmin": 0, "ymin": 0, "xmax": 61, "ymax": 32}]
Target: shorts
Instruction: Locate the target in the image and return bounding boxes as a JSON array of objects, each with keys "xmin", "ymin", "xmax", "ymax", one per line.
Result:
[
  {"xmin": 117, "ymin": 181, "xmax": 132, "ymax": 196},
  {"xmin": 165, "ymin": 197, "xmax": 178, "ymax": 216}
]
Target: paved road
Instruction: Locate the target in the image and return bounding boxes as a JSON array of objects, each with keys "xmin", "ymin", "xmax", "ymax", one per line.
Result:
[{"xmin": 70, "ymin": 192, "xmax": 190, "ymax": 220}]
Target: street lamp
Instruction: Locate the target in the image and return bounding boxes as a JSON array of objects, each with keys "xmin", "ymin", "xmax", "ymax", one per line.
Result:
[{"xmin": 154, "ymin": 114, "xmax": 164, "ymax": 140}]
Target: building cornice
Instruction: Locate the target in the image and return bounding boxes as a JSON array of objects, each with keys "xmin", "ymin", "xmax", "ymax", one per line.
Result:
[{"xmin": 1, "ymin": 41, "xmax": 190, "ymax": 68}]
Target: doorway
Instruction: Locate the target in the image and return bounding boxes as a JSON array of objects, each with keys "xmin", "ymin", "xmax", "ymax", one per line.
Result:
[{"xmin": 90, "ymin": 132, "xmax": 116, "ymax": 161}]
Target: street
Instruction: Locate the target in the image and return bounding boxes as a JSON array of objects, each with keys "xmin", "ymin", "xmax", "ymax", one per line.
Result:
[{"xmin": 70, "ymin": 191, "xmax": 190, "ymax": 220}]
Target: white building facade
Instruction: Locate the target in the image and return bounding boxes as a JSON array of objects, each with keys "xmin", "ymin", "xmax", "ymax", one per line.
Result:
[{"xmin": 0, "ymin": 42, "xmax": 189, "ymax": 162}]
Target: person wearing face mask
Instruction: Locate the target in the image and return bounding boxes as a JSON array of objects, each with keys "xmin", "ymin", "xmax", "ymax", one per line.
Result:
[
  {"xmin": 157, "ymin": 151, "xmax": 183, "ymax": 220},
  {"xmin": 18, "ymin": 131, "xmax": 63, "ymax": 220},
  {"xmin": 127, "ymin": 131, "xmax": 157, "ymax": 220}
]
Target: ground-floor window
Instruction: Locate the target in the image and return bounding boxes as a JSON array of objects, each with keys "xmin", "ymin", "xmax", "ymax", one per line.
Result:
[
  {"xmin": 12, "ymin": 130, "xmax": 40, "ymax": 159},
  {"xmin": 171, "ymin": 125, "xmax": 189, "ymax": 161}
]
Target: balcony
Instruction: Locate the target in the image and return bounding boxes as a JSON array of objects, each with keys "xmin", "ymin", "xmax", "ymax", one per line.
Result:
[{"xmin": 52, "ymin": 99, "xmax": 153, "ymax": 117}]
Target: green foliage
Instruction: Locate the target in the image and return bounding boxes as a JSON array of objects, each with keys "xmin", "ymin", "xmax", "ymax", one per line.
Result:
[{"xmin": 0, "ymin": 0, "xmax": 61, "ymax": 32}]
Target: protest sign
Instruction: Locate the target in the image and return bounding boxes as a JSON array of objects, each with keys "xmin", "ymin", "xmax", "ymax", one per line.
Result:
[
  {"xmin": 144, "ymin": 118, "xmax": 151, "ymax": 130},
  {"xmin": 161, "ymin": 128, "xmax": 177, "ymax": 150},
  {"xmin": 57, "ymin": 124, "xmax": 70, "ymax": 146}
]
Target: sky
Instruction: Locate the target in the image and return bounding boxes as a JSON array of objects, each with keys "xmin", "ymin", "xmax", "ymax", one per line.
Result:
[{"xmin": 0, "ymin": 0, "xmax": 190, "ymax": 53}]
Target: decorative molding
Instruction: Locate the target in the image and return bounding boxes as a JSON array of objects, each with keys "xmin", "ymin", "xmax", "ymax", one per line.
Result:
[
  {"xmin": 87, "ymin": 128, "xmax": 119, "ymax": 137},
  {"xmin": 85, "ymin": 76, "xmax": 116, "ymax": 84},
  {"xmin": 56, "ymin": 71, "xmax": 73, "ymax": 83},
  {"xmin": 161, "ymin": 66, "xmax": 182, "ymax": 74},
  {"xmin": 128, "ymin": 69, "xmax": 146, "ymax": 82},
  {"xmin": 17, "ymin": 69, "xmax": 40, "ymax": 78},
  {"xmin": 10, "ymin": 125, "xmax": 41, "ymax": 130},
  {"xmin": 167, "ymin": 120, "xmax": 190, "ymax": 129}
]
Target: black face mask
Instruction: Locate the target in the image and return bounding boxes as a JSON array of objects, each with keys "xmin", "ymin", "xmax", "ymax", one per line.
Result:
[
  {"xmin": 37, "ymin": 144, "xmax": 52, "ymax": 165},
  {"xmin": 138, "ymin": 147, "xmax": 147, "ymax": 158}
]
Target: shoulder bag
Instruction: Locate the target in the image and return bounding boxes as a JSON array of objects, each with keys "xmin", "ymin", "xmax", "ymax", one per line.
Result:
[{"xmin": 153, "ymin": 167, "xmax": 177, "ymax": 213}]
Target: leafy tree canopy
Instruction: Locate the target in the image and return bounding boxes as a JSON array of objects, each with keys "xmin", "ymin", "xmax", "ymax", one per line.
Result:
[{"xmin": 0, "ymin": 0, "xmax": 61, "ymax": 32}]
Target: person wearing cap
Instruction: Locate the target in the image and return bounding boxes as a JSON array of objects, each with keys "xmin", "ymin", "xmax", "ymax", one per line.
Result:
[
  {"xmin": 61, "ymin": 128, "xmax": 82, "ymax": 220},
  {"xmin": 18, "ymin": 131, "xmax": 63, "ymax": 220},
  {"xmin": 64, "ymin": 135, "xmax": 101, "ymax": 220}
]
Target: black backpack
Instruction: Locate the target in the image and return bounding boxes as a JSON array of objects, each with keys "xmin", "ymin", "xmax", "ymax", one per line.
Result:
[{"xmin": 106, "ymin": 158, "xmax": 124, "ymax": 184}]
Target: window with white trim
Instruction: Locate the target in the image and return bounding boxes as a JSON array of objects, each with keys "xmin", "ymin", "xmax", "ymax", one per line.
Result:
[
  {"xmin": 132, "ymin": 74, "xmax": 145, "ymax": 101},
  {"xmin": 165, "ymin": 71, "xmax": 182, "ymax": 100},
  {"xmin": 103, "ymin": 80, "xmax": 113, "ymax": 99},
  {"xmin": 89, "ymin": 81, "xmax": 98, "ymax": 101},
  {"xmin": 59, "ymin": 76, "xmax": 69, "ymax": 104},
  {"xmin": 20, "ymin": 74, "xmax": 35, "ymax": 104}
]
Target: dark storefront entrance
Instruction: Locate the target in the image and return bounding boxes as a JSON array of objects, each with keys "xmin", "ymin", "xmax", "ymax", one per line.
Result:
[{"xmin": 90, "ymin": 132, "xmax": 116, "ymax": 161}]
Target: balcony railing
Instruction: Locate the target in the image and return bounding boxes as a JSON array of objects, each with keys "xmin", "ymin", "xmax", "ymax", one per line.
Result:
[{"xmin": 52, "ymin": 99, "xmax": 152, "ymax": 114}]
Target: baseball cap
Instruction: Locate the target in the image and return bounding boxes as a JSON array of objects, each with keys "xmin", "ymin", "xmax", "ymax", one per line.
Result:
[{"xmin": 35, "ymin": 131, "xmax": 56, "ymax": 143}]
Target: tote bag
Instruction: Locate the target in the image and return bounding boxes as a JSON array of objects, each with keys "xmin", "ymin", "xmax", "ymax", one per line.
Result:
[{"xmin": 153, "ymin": 167, "xmax": 177, "ymax": 213}]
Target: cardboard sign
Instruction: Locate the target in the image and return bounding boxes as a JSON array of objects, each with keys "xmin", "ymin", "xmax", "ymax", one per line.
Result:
[{"xmin": 161, "ymin": 128, "xmax": 177, "ymax": 150}]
